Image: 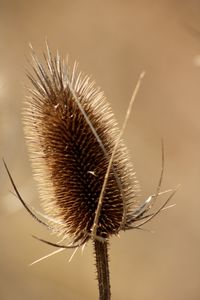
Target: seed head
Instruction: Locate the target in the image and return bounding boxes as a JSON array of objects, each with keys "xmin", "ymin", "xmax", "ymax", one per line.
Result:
[{"xmin": 23, "ymin": 45, "xmax": 139, "ymax": 245}]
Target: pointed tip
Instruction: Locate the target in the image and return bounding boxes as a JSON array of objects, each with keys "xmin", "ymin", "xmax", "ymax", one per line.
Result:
[
  {"xmin": 29, "ymin": 248, "xmax": 65, "ymax": 266},
  {"xmin": 29, "ymin": 42, "xmax": 33, "ymax": 51},
  {"xmin": 45, "ymin": 38, "xmax": 51, "ymax": 56},
  {"xmin": 68, "ymin": 247, "xmax": 78, "ymax": 262},
  {"xmin": 45, "ymin": 36, "xmax": 49, "ymax": 46},
  {"xmin": 29, "ymin": 261, "xmax": 38, "ymax": 267},
  {"xmin": 140, "ymin": 70, "xmax": 146, "ymax": 79}
]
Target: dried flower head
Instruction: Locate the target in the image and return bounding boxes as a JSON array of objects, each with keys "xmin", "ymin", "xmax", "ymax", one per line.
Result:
[
  {"xmin": 9, "ymin": 43, "xmax": 177, "ymax": 255},
  {"xmin": 23, "ymin": 45, "xmax": 141, "ymax": 246}
]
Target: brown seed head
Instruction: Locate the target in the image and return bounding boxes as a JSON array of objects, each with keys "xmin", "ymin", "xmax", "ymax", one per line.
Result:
[{"xmin": 23, "ymin": 45, "xmax": 139, "ymax": 245}]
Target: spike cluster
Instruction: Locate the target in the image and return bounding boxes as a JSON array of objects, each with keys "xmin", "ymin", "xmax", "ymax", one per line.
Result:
[{"xmin": 23, "ymin": 46, "xmax": 140, "ymax": 245}]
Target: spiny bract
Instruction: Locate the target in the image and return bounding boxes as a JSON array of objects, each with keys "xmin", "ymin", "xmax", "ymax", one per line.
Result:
[{"xmin": 23, "ymin": 45, "xmax": 140, "ymax": 245}]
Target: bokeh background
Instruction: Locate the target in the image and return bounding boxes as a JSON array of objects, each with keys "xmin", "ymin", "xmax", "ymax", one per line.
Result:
[{"xmin": 1, "ymin": 0, "xmax": 200, "ymax": 299}]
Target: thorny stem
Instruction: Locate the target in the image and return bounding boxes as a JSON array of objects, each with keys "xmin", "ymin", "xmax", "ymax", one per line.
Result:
[{"xmin": 94, "ymin": 239, "xmax": 111, "ymax": 300}]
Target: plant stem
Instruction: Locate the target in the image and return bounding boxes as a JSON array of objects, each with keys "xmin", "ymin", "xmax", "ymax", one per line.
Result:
[{"xmin": 94, "ymin": 239, "xmax": 111, "ymax": 300}]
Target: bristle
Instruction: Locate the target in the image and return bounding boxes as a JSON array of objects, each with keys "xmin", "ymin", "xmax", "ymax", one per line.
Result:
[{"xmin": 23, "ymin": 45, "xmax": 139, "ymax": 244}]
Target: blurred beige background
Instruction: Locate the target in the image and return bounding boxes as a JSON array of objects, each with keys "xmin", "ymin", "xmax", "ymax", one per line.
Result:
[{"xmin": 1, "ymin": 0, "xmax": 200, "ymax": 299}]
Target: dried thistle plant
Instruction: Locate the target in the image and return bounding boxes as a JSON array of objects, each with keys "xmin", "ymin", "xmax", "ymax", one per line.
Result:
[{"xmin": 4, "ymin": 43, "xmax": 177, "ymax": 300}]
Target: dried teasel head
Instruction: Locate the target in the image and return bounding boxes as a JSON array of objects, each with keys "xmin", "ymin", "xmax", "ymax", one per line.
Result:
[
  {"xmin": 22, "ymin": 44, "xmax": 176, "ymax": 248},
  {"xmin": 23, "ymin": 44, "xmax": 141, "ymax": 246}
]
